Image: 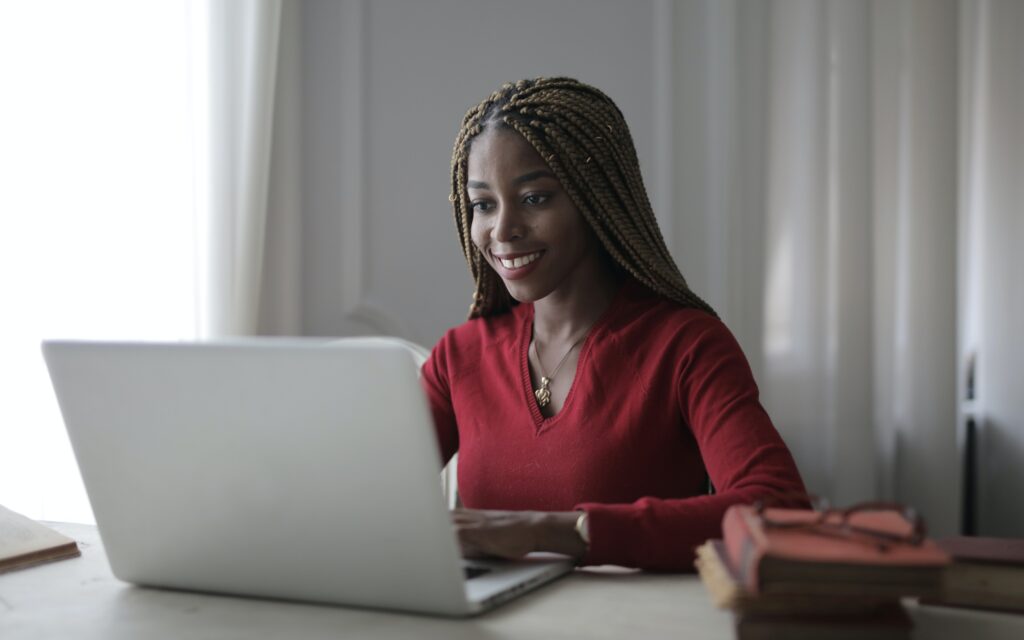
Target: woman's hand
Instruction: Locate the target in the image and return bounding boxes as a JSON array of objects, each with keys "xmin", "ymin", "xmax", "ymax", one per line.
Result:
[{"xmin": 451, "ymin": 508, "xmax": 587, "ymax": 560}]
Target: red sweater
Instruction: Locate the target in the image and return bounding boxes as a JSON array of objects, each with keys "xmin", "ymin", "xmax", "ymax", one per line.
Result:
[{"xmin": 421, "ymin": 278, "xmax": 806, "ymax": 571}]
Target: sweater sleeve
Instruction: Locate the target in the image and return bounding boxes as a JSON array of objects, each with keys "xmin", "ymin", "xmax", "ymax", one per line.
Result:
[
  {"xmin": 420, "ymin": 335, "xmax": 459, "ymax": 466},
  {"xmin": 575, "ymin": 319, "xmax": 807, "ymax": 571}
]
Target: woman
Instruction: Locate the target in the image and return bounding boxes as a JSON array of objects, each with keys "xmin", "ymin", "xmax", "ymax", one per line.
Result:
[{"xmin": 421, "ymin": 77, "xmax": 806, "ymax": 571}]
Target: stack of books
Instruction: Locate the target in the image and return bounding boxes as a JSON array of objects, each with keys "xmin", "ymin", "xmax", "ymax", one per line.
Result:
[{"xmin": 696, "ymin": 502, "xmax": 951, "ymax": 639}]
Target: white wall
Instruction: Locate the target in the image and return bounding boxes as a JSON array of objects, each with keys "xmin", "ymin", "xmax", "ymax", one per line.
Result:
[{"xmin": 299, "ymin": 0, "xmax": 670, "ymax": 347}]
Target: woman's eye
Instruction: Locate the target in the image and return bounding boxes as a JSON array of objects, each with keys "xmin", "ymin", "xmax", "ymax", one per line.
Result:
[
  {"xmin": 523, "ymin": 193, "xmax": 549, "ymax": 206},
  {"xmin": 471, "ymin": 200, "xmax": 494, "ymax": 213}
]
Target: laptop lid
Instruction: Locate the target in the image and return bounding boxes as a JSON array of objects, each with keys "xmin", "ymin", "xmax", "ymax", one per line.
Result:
[{"xmin": 42, "ymin": 339, "xmax": 480, "ymax": 615}]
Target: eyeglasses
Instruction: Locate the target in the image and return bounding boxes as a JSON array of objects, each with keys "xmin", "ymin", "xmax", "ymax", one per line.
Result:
[{"xmin": 751, "ymin": 493, "xmax": 927, "ymax": 552}]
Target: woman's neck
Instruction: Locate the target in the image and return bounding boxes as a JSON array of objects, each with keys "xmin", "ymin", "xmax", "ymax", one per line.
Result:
[{"xmin": 531, "ymin": 265, "xmax": 623, "ymax": 344}]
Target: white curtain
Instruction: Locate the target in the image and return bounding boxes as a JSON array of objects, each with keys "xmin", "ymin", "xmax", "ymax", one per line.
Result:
[
  {"xmin": 959, "ymin": 0, "xmax": 1024, "ymax": 536},
  {"xmin": 673, "ymin": 0, "xmax": 973, "ymax": 535},
  {"xmin": 199, "ymin": 0, "xmax": 301, "ymax": 337}
]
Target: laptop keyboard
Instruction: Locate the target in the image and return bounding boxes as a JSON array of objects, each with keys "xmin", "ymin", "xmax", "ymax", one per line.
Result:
[{"xmin": 463, "ymin": 566, "xmax": 492, "ymax": 580}]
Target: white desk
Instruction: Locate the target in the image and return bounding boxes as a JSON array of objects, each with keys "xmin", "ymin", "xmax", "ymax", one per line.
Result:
[{"xmin": 2, "ymin": 523, "xmax": 1022, "ymax": 640}]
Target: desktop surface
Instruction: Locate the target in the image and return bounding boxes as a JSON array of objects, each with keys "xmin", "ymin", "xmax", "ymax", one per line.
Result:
[{"xmin": 2, "ymin": 523, "xmax": 1023, "ymax": 640}]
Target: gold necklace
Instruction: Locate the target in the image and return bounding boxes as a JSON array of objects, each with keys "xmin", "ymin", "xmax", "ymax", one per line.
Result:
[{"xmin": 532, "ymin": 333, "xmax": 586, "ymax": 408}]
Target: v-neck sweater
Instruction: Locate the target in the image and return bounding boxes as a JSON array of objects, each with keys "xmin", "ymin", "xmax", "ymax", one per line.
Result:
[{"xmin": 421, "ymin": 278, "xmax": 806, "ymax": 571}]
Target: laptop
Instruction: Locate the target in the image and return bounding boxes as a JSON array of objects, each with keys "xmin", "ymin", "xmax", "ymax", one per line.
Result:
[{"xmin": 41, "ymin": 338, "xmax": 574, "ymax": 616}]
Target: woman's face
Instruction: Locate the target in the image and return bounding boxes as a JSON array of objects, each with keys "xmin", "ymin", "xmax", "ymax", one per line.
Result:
[{"xmin": 467, "ymin": 127, "xmax": 602, "ymax": 304}]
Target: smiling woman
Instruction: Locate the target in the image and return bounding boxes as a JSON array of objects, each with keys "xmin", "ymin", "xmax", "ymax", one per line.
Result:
[{"xmin": 421, "ymin": 77, "xmax": 809, "ymax": 571}]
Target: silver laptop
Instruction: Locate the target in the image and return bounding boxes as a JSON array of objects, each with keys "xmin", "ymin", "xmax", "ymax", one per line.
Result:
[{"xmin": 41, "ymin": 338, "xmax": 573, "ymax": 616}]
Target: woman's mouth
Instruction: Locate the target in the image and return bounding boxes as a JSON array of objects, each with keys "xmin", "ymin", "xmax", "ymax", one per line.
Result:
[{"xmin": 492, "ymin": 250, "xmax": 544, "ymax": 280}]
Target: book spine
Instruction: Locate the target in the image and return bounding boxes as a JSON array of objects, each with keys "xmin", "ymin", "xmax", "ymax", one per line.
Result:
[{"xmin": 722, "ymin": 506, "xmax": 764, "ymax": 594}]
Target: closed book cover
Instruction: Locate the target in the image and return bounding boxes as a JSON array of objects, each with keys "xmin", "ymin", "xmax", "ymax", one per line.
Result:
[
  {"xmin": 0, "ymin": 505, "xmax": 81, "ymax": 574},
  {"xmin": 695, "ymin": 540, "xmax": 897, "ymax": 616},
  {"xmin": 722, "ymin": 504, "xmax": 949, "ymax": 597},
  {"xmin": 925, "ymin": 536, "xmax": 1024, "ymax": 613}
]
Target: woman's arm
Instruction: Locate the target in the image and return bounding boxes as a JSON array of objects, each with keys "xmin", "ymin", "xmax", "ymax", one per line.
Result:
[
  {"xmin": 453, "ymin": 317, "xmax": 807, "ymax": 571},
  {"xmin": 572, "ymin": 318, "xmax": 808, "ymax": 570}
]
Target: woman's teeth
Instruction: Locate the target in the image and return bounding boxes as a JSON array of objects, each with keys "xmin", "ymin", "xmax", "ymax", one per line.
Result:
[{"xmin": 499, "ymin": 252, "xmax": 541, "ymax": 269}]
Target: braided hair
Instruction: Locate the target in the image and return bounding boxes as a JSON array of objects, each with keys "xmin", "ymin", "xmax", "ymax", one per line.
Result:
[{"xmin": 450, "ymin": 77, "xmax": 716, "ymax": 319}]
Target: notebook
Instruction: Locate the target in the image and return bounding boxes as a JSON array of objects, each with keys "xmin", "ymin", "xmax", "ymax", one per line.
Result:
[{"xmin": 41, "ymin": 338, "xmax": 573, "ymax": 616}]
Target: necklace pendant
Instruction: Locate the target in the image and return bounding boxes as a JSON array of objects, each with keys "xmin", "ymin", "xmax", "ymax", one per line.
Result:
[{"xmin": 535, "ymin": 377, "xmax": 552, "ymax": 407}]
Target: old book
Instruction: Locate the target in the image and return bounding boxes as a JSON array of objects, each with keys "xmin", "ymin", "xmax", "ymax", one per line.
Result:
[
  {"xmin": 0, "ymin": 504, "xmax": 80, "ymax": 574},
  {"xmin": 695, "ymin": 540, "xmax": 896, "ymax": 616},
  {"xmin": 722, "ymin": 504, "xmax": 950, "ymax": 598},
  {"xmin": 734, "ymin": 604, "xmax": 913, "ymax": 640},
  {"xmin": 924, "ymin": 536, "xmax": 1024, "ymax": 613}
]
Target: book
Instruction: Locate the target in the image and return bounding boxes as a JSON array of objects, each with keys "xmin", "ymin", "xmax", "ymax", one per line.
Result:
[
  {"xmin": 722, "ymin": 504, "xmax": 950, "ymax": 598},
  {"xmin": 734, "ymin": 604, "xmax": 913, "ymax": 640},
  {"xmin": 697, "ymin": 538, "xmax": 913, "ymax": 640},
  {"xmin": 0, "ymin": 504, "xmax": 81, "ymax": 574},
  {"xmin": 924, "ymin": 536, "xmax": 1024, "ymax": 613},
  {"xmin": 695, "ymin": 540, "xmax": 897, "ymax": 616}
]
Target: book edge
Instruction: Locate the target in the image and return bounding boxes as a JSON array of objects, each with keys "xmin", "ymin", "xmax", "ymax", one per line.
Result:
[{"xmin": 0, "ymin": 541, "xmax": 81, "ymax": 575}]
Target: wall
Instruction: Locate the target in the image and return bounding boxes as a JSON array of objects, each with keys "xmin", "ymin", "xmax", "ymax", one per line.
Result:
[{"xmin": 298, "ymin": 0, "xmax": 671, "ymax": 347}]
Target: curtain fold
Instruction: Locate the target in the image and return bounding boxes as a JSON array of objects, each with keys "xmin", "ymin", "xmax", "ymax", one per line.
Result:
[
  {"xmin": 200, "ymin": 0, "xmax": 284, "ymax": 337},
  {"xmin": 761, "ymin": 0, "xmax": 878, "ymax": 510},
  {"xmin": 673, "ymin": 0, "xmax": 962, "ymax": 534},
  {"xmin": 258, "ymin": 0, "xmax": 304, "ymax": 336},
  {"xmin": 870, "ymin": 0, "xmax": 959, "ymax": 534},
  {"xmin": 959, "ymin": 0, "xmax": 1024, "ymax": 536}
]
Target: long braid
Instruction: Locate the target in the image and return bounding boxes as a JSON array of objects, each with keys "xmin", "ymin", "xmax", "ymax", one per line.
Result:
[{"xmin": 450, "ymin": 77, "xmax": 716, "ymax": 319}]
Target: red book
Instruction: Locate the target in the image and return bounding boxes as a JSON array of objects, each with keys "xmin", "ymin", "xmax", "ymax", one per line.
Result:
[{"xmin": 722, "ymin": 504, "xmax": 950, "ymax": 597}]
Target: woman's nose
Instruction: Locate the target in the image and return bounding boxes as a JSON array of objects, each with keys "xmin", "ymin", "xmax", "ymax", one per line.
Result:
[{"xmin": 492, "ymin": 205, "xmax": 525, "ymax": 242}]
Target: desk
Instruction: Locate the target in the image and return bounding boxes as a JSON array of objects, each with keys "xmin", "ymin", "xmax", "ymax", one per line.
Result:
[{"xmin": 2, "ymin": 524, "xmax": 1023, "ymax": 639}]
